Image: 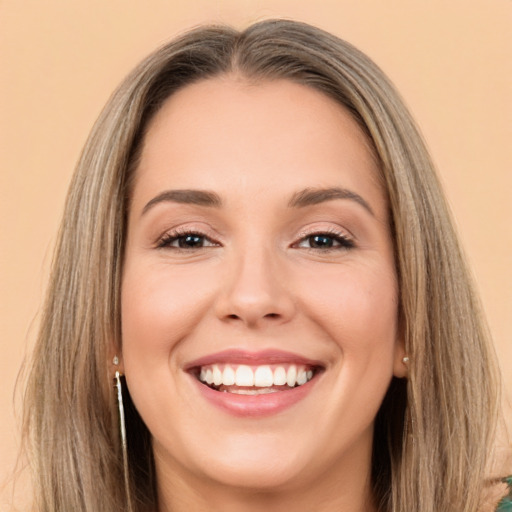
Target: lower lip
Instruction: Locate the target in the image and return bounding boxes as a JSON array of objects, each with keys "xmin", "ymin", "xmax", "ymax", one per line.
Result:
[{"xmin": 191, "ymin": 375, "xmax": 319, "ymax": 417}]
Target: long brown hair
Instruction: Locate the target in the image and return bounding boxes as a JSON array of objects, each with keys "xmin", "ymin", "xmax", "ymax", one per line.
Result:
[{"xmin": 22, "ymin": 19, "xmax": 502, "ymax": 511}]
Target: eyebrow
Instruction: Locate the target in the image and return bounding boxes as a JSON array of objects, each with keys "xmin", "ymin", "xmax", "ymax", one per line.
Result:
[
  {"xmin": 141, "ymin": 186, "xmax": 374, "ymax": 217},
  {"xmin": 142, "ymin": 189, "xmax": 222, "ymax": 215},
  {"xmin": 288, "ymin": 187, "xmax": 374, "ymax": 216}
]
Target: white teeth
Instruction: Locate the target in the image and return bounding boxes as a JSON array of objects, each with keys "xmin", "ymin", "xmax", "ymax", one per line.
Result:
[
  {"xmin": 212, "ymin": 365, "xmax": 223, "ymax": 386},
  {"xmin": 197, "ymin": 363, "xmax": 316, "ymax": 389},
  {"xmin": 235, "ymin": 365, "xmax": 254, "ymax": 386},
  {"xmin": 254, "ymin": 365, "xmax": 273, "ymax": 387},
  {"xmin": 222, "ymin": 365, "xmax": 235, "ymax": 385},
  {"xmin": 297, "ymin": 369, "xmax": 307, "ymax": 386},
  {"xmin": 273, "ymin": 366, "xmax": 287, "ymax": 386},
  {"xmin": 286, "ymin": 366, "xmax": 297, "ymax": 387}
]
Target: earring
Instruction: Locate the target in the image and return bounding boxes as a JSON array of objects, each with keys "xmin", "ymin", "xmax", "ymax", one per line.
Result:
[
  {"xmin": 401, "ymin": 356, "xmax": 414, "ymax": 447},
  {"xmin": 113, "ymin": 356, "xmax": 131, "ymax": 502},
  {"xmin": 403, "ymin": 409, "xmax": 415, "ymax": 446}
]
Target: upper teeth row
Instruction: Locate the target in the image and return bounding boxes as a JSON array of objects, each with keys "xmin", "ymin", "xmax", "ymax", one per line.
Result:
[{"xmin": 199, "ymin": 364, "xmax": 314, "ymax": 388}]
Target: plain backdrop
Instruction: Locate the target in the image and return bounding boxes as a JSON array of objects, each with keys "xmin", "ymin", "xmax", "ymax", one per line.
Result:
[{"xmin": 1, "ymin": 0, "xmax": 511, "ymax": 507}]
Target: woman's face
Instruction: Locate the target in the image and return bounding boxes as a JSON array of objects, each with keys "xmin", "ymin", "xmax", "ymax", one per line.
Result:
[{"xmin": 121, "ymin": 77, "xmax": 405, "ymax": 496}]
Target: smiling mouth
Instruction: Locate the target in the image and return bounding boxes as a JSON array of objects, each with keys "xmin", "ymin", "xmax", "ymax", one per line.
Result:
[{"xmin": 192, "ymin": 363, "xmax": 320, "ymax": 394}]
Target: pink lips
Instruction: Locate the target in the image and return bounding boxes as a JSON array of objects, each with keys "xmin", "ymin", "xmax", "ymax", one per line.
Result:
[
  {"xmin": 185, "ymin": 349, "xmax": 324, "ymax": 417},
  {"xmin": 185, "ymin": 348, "xmax": 324, "ymax": 369}
]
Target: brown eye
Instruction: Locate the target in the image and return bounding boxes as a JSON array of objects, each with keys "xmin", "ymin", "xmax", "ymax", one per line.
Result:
[
  {"xmin": 296, "ymin": 232, "xmax": 354, "ymax": 250},
  {"xmin": 158, "ymin": 231, "xmax": 219, "ymax": 249},
  {"xmin": 309, "ymin": 235, "xmax": 336, "ymax": 248},
  {"xmin": 178, "ymin": 234, "xmax": 205, "ymax": 248}
]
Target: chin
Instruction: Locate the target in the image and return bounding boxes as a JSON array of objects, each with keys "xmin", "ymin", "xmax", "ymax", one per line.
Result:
[
  {"xmin": 167, "ymin": 431, "xmax": 315, "ymax": 492},
  {"xmin": 199, "ymin": 456, "xmax": 306, "ymax": 491}
]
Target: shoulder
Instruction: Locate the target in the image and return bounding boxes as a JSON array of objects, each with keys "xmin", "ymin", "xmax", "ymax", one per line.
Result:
[{"xmin": 496, "ymin": 476, "xmax": 512, "ymax": 511}]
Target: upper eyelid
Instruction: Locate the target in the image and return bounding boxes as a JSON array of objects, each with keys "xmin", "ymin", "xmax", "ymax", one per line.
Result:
[
  {"xmin": 162, "ymin": 230, "xmax": 218, "ymax": 242},
  {"xmin": 294, "ymin": 225, "xmax": 354, "ymax": 241},
  {"xmin": 298, "ymin": 231, "xmax": 351, "ymax": 241},
  {"xmin": 161, "ymin": 227, "xmax": 351, "ymax": 239},
  {"xmin": 155, "ymin": 224, "xmax": 355, "ymax": 247},
  {"xmin": 157, "ymin": 223, "xmax": 220, "ymax": 240}
]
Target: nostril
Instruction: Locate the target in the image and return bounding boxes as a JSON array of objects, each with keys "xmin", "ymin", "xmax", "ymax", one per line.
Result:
[{"xmin": 224, "ymin": 312, "xmax": 280, "ymax": 322}]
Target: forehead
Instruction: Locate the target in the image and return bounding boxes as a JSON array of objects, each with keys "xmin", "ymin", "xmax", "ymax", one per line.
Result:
[{"xmin": 132, "ymin": 76, "xmax": 386, "ymax": 216}]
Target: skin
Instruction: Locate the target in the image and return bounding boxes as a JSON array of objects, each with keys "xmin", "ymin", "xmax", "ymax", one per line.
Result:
[{"xmin": 120, "ymin": 76, "xmax": 406, "ymax": 512}]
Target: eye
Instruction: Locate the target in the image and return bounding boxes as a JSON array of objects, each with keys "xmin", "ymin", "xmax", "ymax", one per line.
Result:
[
  {"xmin": 157, "ymin": 230, "xmax": 219, "ymax": 249},
  {"xmin": 295, "ymin": 232, "xmax": 354, "ymax": 250}
]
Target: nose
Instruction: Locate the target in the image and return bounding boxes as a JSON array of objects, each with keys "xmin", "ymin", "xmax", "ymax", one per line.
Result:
[{"xmin": 214, "ymin": 245, "xmax": 296, "ymax": 328}]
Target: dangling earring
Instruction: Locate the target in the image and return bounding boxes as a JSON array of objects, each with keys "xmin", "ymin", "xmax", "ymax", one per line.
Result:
[
  {"xmin": 113, "ymin": 356, "xmax": 131, "ymax": 503},
  {"xmin": 401, "ymin": 355, "xmax": 415, "ymax": 447}
]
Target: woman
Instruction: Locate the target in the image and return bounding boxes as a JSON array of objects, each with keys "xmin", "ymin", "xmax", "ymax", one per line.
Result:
[{"xmin": 21, "ymin": 19, "xmax": 511, "ymax": 511}]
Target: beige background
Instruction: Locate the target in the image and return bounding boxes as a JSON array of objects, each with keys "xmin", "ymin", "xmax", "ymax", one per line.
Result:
[{"xmin": 1, "ymin": 0, "xmax": 511, "ymax": 506}]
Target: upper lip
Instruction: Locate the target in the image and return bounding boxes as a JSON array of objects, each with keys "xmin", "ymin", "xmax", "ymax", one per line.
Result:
[{"xmin": 184, "ymin": 349, "xmax": 325, "ymax": 371}]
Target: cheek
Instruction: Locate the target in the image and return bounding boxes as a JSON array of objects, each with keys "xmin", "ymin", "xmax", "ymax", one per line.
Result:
[
  {"xmin": 284, "ymin": 263, "xmax": 399, "ymax": 454},
  {"xmin": 120, "ymin": 261, "xmax": 217, "ymax": 363},
  {"xmin": 119, "ymin": 262, "xmax": 218, "ymax": 438},
  {"xmin": 326, "ymin": 267, "xmax": 399, "ymax": 406},
  {"xmin": 297, "ymin": 263, "xmax": 398, "ymax": 357}
]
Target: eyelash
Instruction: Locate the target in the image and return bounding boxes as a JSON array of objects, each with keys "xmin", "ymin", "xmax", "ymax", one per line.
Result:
[
  {"xmin": 157, "ymin": 229, "xmax": 219, "ymax": 250},
  {"xmin": 294, "ymin": 229, "xmax": 355, "ymax": 251},
  {"xmin": 156, "ymin": 229, "xmax": 355, "ymax": 251}
]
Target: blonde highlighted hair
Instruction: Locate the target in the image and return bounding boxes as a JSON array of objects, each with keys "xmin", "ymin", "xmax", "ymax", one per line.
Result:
[{"xmin": 22, "ymin": 19, "xmax": 502, "ymax": 511}]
